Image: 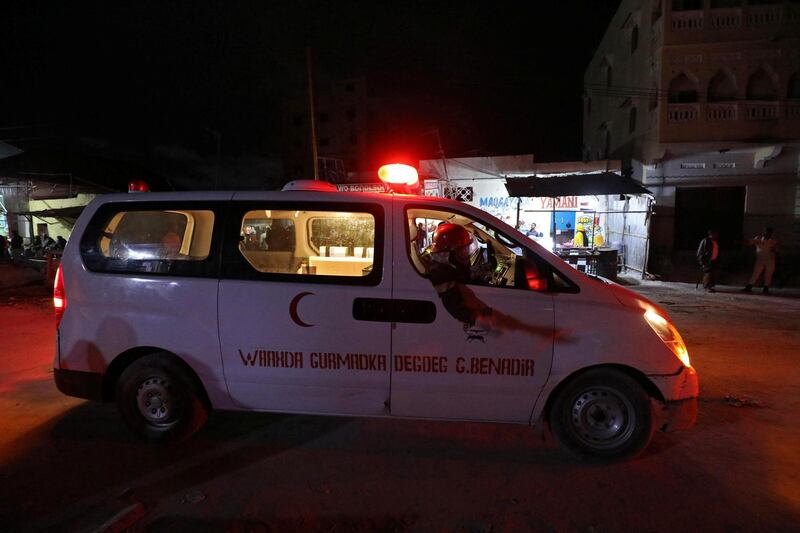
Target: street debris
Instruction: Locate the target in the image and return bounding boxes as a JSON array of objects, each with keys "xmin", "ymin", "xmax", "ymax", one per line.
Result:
[{"xmin": 724, "ymin": 395, "xmax": 762, "ymax": 408}]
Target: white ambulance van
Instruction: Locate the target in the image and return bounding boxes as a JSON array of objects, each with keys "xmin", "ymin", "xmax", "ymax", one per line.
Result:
[{"xmin": 54, "ymin": 169, "xmax": 697, "ymax": 461}]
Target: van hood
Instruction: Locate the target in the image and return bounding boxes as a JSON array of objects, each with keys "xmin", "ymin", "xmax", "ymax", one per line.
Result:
[{"xmin": 594, "ymin": 277, "xmax": 669, "ymax": 317}]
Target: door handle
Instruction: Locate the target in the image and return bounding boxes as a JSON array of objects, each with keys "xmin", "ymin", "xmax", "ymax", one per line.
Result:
[
  {"xmin": 353, "ymin": 298, "xmax": 436, "ymax": 324},
  {"xmin": 353, "ymin": 297, "xmax": 393, "ymax": 322}
]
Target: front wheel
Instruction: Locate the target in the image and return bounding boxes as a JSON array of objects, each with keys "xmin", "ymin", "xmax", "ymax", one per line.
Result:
[
  {"xmin": 116, "ymin": 353, "xmax": 210, "ymax": 442},
  {"xmin": 549, "ymin": 368, "xmax": 654, "ymax": 462}
]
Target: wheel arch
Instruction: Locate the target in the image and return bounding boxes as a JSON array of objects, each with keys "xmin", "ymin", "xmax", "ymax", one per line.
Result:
[
  {"xmin": 540, "ymin": 363, "xmax": 665, "ymax": 427},
  {"xmin": 102, "ymin": 346, "xmax": 211, "ymax": 410}
]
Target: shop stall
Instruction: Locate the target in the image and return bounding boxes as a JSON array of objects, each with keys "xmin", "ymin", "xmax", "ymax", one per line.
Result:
[{"xmin": 504, "ymin": 172, "xmax": 653, "ymax": 279}]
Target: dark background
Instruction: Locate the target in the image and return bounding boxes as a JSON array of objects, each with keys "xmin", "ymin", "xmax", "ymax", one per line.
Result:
[{"xmin": 1, "ymin": 1, "xmax": 619, "ymax": 170}]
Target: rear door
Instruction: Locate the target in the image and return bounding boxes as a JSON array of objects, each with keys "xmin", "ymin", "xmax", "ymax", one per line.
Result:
[
  {"xmin": 66, "ymin": 198, "xmax": 228, "ymax": 401},
  {"xmin": 218, "ymin": 197, "xmax": 393, "ymax": 415},
  {"xmin": 390, "ymin": 202, "xmax": 554, "ymax": 422}
]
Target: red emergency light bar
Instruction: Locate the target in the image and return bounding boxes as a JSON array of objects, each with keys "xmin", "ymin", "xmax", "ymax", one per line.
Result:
[
  {"xmin": 378, "ymin": 164, "xmax": 419, "ymax": 187},
  {"xmin": 128, "ymin": 180, "xmax": 150, "ymax": 193}
]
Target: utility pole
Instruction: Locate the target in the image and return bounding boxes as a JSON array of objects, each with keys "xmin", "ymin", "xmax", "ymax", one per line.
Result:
[
  {"xmin": 433, "ymin": 128, "xmax": 449, "ymax": 183},
  {"xmin": 421, "ymin": 128, "xmax": 449, "ymax": 186},
  {"xmin": 306, "ymin": 47, "xmax": 319, "ymax": 180},
  {"xmin": 204, "ymin": 128, "xmax": 222, "ymax": 189}
]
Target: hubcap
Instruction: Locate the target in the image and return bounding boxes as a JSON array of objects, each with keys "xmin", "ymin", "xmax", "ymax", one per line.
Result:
[
  {"xmin": 136, "ymin": 377, "xmax": 177, "ymax": 426},
  {"xmin": 570, "ymin": 386, "xmax": 635, "ymax": 450}
]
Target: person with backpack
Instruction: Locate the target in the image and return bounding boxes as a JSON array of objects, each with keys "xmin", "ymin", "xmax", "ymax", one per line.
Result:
[{"xmin": 696, "ymin": 229, "xmax": 720, "ymax": 293}]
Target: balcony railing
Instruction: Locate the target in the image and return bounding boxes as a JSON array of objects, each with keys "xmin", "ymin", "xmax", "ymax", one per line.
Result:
[
  {"xmin": 668, "ymin": 104, "xmax": 699, "ymax": 123},
  {"xmin": 668, "ymin": 101, "xmax": 795, "ymax": 124},
  {"xmin": 707, "ymin": 103, "xmax": 737, "ymax": 121},
  {"xmin": 743, "ymin": 102, "xmax": 779, "ymax": 120},
  {"xmin": 670, "ymin": 4, "xmax": 799, "ymax": 32},
  {"xmin": 671, "ymin": 10, "xmax": 704, "ymax": 30},
  {"xmin": 746, "ymin": 5, "xmax": 782, "ymax": 27},
  {"xmin": 709, "ymin": 8, "xmax": 741, "ymax": 29}
]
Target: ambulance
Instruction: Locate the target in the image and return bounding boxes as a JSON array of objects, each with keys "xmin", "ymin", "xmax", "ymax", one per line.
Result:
[{"xmin": 53, "ymin": 165, "xmax": 697, "ymax": 461}]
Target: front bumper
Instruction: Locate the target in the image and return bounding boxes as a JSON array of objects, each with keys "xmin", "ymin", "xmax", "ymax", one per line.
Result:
[
  {"xmin": 659, "ymin": 396, "xmax": 698, "ymax": 431},
  {"xmin": 54, "ymin": 368, "xmax": 104, "ymax": 401},
  {"xmin": 649, "ymin": 365, "xmax": 699, "ymax": 432}
]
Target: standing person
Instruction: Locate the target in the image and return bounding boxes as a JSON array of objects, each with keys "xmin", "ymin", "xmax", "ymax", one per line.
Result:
[
  {"xmin": 743, "ymin": 227, "xmax": 777, "ymax": 294},
  {"xmin": 9, "ymin": 230, "xmax": 23, "ymax": 260},
  {"xmin": 526, "ymin": 222, "xmax": 542, "ymax": 238},
  {"xmin": 696, "ymin": 229, "xmax": 720, "ymax": 293},
  {"xmin": 0, "ymin": 234, "xmax": 7, "ymax": 261},
  {"xmin": 415, "ymin": 222, "xmax": 427, "ymax": 252}
]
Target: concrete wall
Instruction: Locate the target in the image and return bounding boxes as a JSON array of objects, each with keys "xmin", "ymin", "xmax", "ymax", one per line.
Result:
[{"xmin": 641, "ymin": 144, "xmax": 800, "ymax": 284}]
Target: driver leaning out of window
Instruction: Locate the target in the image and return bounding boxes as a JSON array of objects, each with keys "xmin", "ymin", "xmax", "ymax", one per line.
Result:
[
  {"xmin": 421, "ymin": 223, "xmax": 493, "ymax": 325},
  {"xmin": 421, "ymin": 222, "xmax": 558, "ymax": 340}
]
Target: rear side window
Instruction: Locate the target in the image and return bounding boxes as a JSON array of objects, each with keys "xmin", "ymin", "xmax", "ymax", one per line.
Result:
[
  {"xmin": 238, "ymin": 209, "xmax": 376, "ymax": 277},
  {"xmin": 223, "ymin": 201, "xmax": 384, "ymax": 285},
  {"xmin": 81, "ymin": 203, "xmax": 221, "ymax": 276}
]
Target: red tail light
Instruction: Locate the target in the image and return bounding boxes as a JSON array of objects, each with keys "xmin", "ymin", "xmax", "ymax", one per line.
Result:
[{"xmin": 54, "ymin": 264, "xmax": 66, "ymax": 326}]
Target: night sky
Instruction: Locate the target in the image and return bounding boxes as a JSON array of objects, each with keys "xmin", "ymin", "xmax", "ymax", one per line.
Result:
[{"xmin": 2, "ymin": 1, "xmax": 620, "ymax": 169}]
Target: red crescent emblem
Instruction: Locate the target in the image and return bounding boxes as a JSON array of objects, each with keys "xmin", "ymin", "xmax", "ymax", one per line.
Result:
[{"xmin": 289, "ymin": 292, "xmax": 314, "ymax": 327}]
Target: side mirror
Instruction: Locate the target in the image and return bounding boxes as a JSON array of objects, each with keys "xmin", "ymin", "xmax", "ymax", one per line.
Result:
[{"xmin": 517, "ymin": 257, "xmax": 548, "ymax": 292}]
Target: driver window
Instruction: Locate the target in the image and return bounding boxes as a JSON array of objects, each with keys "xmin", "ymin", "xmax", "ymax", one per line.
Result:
[{"xmin": 407, "ymin": 208, "xmax": 528, "ymax": 290}]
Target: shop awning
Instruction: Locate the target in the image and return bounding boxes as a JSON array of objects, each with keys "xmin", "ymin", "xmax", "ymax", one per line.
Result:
[
  {"xmin": 11, "ymin": 205, "xmax": 86, "ymax": 220},
  {"xmin": 505, "ymin": 172, "xmax": 652, "ymax": 197}
]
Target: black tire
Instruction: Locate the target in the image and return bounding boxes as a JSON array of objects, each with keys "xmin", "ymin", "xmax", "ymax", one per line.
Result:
[
  {"xmin": 549, "ymin": 368, "xmax": 654, "ymax": 462},
  {"xmin": 116, "ymin": 353, "xmax": 210, "ymax": 442}
]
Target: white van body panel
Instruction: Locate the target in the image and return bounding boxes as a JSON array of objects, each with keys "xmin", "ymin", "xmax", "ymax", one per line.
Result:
[
  {"xmin": 56, "ymin": 192, "xmax": 236, "ymax": 408},
  {"xmin": 218, "ymin": 192, "xmax": 394, "ymax": 415},
  {"xmin": 390, "ymin": 196, "xmax": 554, "ymax": 422},
  {"xmin": 386, "ymin": 196, "xmax": 687, "ymax": 423}
]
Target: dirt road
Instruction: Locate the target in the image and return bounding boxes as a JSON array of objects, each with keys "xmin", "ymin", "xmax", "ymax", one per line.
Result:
[{"xmin": 1, "ymin": 279, "xmax": 798, "ymax": 532}]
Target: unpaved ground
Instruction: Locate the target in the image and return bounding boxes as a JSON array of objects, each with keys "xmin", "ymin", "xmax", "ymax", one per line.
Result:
[{"xmin": 0, "ymin": 270, "xmax": 799, "ymax": 532}]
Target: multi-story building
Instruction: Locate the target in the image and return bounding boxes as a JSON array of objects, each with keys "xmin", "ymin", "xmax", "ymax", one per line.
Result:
[
  {"xmin": 282, "ymin": 77, "xmax": 387, "ymax": 183},
  {"xmin": 584, "ymin": 0, "xmax": 800, "ymax": 284}
]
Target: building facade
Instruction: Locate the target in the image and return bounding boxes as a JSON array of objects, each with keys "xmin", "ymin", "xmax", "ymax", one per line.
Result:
[
  {"xmin": 584, "ymin": 0, "xmax": 800, "ymax": 284},
  {"xmin": 282, "ymin": 77, "xmax": 387, "ymax": 183}
]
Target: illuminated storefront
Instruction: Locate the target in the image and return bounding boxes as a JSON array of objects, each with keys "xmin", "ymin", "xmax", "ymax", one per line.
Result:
[{"xmin": 418, "ymin": 158, "xmax": 653, "ymax": 278}]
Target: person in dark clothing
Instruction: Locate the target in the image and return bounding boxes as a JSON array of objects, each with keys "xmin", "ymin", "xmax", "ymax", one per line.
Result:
[
  {"xmin": 9, "ymin": 230, "xmax": 23, "ymax": 260},
  {"xmin": 41, "ymin": 235, "xmax": 56, "ymax": 250},
  {"xmin": 415, "ymin": 222, "xmax": 427, "ymax": 252},
  {"xmin": 696, "ymin": 229, "xmax": 720, "ymax": 293},
  {"xmin": 526, "ymin": 222, "xmax": 543, "ymax": 238},
  {"xmin": 422, "ymin": 223, "xmax": 555, "ymax": 339},
  {"xmin": 424, "ymin": 223, "xmax": 487, "ymax": 325}
]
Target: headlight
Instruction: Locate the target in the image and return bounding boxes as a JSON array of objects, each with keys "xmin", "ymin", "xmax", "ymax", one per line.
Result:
[{"xmin": 643, "ymin": 309, "xmax": 691, "ymax": 368}]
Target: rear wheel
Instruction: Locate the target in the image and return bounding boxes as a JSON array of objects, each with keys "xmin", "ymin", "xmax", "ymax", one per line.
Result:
[
  {"xmin": 116, "ymin": 353, "xmax": 209, "ymax": 442},
  {"xmin": 549, "ymin": 368, "xmax": 654, "ymax": 462}
]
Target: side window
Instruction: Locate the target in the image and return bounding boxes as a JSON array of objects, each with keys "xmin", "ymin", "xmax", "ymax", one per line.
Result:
[
  {"xmin": 81, "ymin": 206, "xmax": 217, "ymax": 275},
  {"xmin": 406, "ymin": 208, "xmax": 534, "ymax": 290},
  {"xmin": 238, "ymin": 208, "xmax": 376, "ymax": 278}
]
